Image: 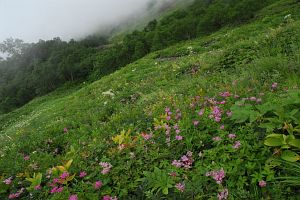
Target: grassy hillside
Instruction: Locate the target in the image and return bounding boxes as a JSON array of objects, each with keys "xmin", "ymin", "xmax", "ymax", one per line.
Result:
[{"xmin": 1, "ymin": 0, "xmax": 300, "ymax": 199}]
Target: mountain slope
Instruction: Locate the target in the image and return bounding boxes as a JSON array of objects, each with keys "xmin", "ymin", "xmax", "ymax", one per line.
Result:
[{"xmin": 1, "ymin": 0, "xmax": 300, "ymax": 199}]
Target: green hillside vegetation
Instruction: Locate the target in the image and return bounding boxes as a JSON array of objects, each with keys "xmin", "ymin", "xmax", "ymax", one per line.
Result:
[
  {"xmin": 0, "ymin": 0, "xmax": 275, "ymax": 113},
  {"xmin": 1, "ymin": 0, "xmax": 300, "ymax": 199}
]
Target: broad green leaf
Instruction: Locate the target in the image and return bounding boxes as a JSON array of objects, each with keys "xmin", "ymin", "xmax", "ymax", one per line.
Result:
[
  {"xmin": 281, "ymin": 150, "xmax": 300, "ymax": 162},
  {"xmin": 264, "ymin": 134, "xmax": 284, "ymax": 146},
  {"xmin": 289, "ymin": 139, "xmax": 300, "ymax": 149},
  {"xmin": 162, "ymin": 187, "xmax": 169, "ymax": 195}
]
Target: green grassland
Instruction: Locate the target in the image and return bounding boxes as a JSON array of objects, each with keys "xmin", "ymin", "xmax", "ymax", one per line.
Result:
[{"xmin": 1, "ymin": 0, "xmax": 300, "ymax": 199}]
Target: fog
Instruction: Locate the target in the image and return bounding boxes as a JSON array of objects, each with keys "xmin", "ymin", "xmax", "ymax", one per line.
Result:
[{"xmin": 0, "ymin": 0, "xmax": 175, "ymax": 43}]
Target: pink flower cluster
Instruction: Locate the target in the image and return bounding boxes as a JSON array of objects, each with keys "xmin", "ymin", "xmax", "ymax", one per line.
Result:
[
  {"xmin": 8, "ymin": 188, "xmax": 24, "ymax": 199},
  {"xmin": 95, "ymin": 180, "xmax": 103, "ymax": 189},
  {"xmin": 103, "ymin": 195, "xmax": 118, "ymax": 200},
  {"xmin": 233, "ymin": 141, "xmax": 241, "ymax": 149},
  {"xmin": 175, "ymin": 182, "xmax": 185, "ymax": 192},
  {"xmin": 49, "ymin": 171, "xmax": 70, "ymax": 193},
  {"xmin": 228, "ymin": 134, "xmax": 236, "ymax": 139},
  {"xmin": 206, "ymin": 168, "xmax": 225, "ymax": 184},
  {"xmin": 141, "ymin": 132, "xmax": 153, "ymax": 140},
  {"xmin": 79, "ymin": 171, "xmax": 87, "ymax": 178},
  {"xmin": 219, "ymin": 91, "xmax": 231, "ymax": 98},
  {"xmin": 217, "ymin": 188, "xmax": 229, "ymax": 200},
  {"xmin": 172, "ymin": 151, "xmax": 193, "ymax": 169},
  {"xmin": 259, "ymin": 180, "xmax": 266, "ymax": 187},
  {"xmin": 210, "ymin": 106, "xmax": 222, "ymax": 122},
  {"xmin": 50, "ymin": 186, "xmax": 64, "ymax": 194},
  {"xmin": 99, "ymin": 162, "xmax": 113, "ymax": 174},
  {"xmin": 69, "ymin": 195, "xmax": 78, "ymax": 200},
  {"xmin": 3, "ymin": 177, "xmax": 12, "ymax": 185}
]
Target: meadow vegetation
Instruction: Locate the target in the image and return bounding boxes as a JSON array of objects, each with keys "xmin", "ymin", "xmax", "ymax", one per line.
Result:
[{"xmin": 1, "ymin": 0, "xmax": 300, "ymax": 199}]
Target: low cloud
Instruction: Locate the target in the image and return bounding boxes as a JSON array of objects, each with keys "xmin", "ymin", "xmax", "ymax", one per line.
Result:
[{"xmin": 0, "ymin": 0, "xmax": 177, "ymax": 42}]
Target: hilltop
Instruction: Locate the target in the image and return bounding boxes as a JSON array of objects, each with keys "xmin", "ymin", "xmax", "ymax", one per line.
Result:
[{"xmin": 1, "ymin": 0, "xmax": 300, "ymax": 199}]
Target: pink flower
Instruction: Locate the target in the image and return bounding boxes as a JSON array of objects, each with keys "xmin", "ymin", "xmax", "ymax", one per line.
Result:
[
  {"xmin": 60, "ymin": 171, "xmax": 69, "ymax": 179},
  {"xmin": 173, "ymin": 124, "xmax": 179, "ymax": 130},
  {"xmin": 217, "ymin": 188, "xmax": 229, "ymax": 200},
  {"xmin": 166, "ymin": 116, "xmax": 171, "ymax": 121},
  {"xmin": 165, "ymin": 107, "xmax": 170, "ymax": 113},
  {"xmin": 206, "ymin": 168, "xmax": 225, "ymax": 184},
  {"xmin": 175, "ymin": 129, "xmax": 181, "ymax": 134},
  {"xmin": 94, "ymin": 181, "xmax": 103, "ymax": 189},
  {"xmin": 219, "ymin": 91, "xmax": 231, "ymax": 97},
  {"xmin": 234, "ymin": 94, "xmax": 240, "ymax": 99},
  {"xmin": 35, "ymin": 185, "xmax": 41, "ymax": 190},
  {"xmin": 228, "ymin": 134, "xmax": 236, "ymax": 139},
  {"xmin": 99, "ymin": 162, "xmax": 112, "ymax": 174},
  {"xmin": 233, "ymin": 141, "xmax": 241, "ymax": 149},
  {"xmin": 50, "ymin": 186, "xmax": 64, "ymax": 193},
  {"xmin": 53, "ymin": 178, "xmax": 59, "ymax": 184},
  {"xmin": 193, "ymin": 120, "xmax": 199, "ymax": 126},
  {"xmin": 79, "ymin": 171, "xmax": 87, "ymax": 178},
  {"xmin": 226, "ymin": 111, "xmax": 232, "ymax": 117},
  {"xmin": 198, "ymin": 108, "xmax": 204, "ymax": 116},
  {"xmin": 271, "ymin": 82, "xmax": 278, "ymax": 90},
  {"xmin": 141, "ymin": 132, "xmax": 153, "ymax": 140},
  {"xmin": 172, "ymin": 160, "xmax": 182, "ymax": 168},
  {"xmin": 23, "ymin": 155, "xmax": 30, "ymax": 161},
  {"xmin": 259, "ymin": 180, "xmax": 266, "ymax": 188},
  {"xmin": 3, "ymin": 177, "xmax": 12, "ymax": 185},
  {"xmin": 175, "ymin": 135, "xmax": 183, "ymax": 141},
  {"xmin": 103, "ymin": 195, "xmax": 118, "ymax": 200},
  {"xmin": 256, "ymin": 98, "xmax": 262, "ymax": 103},
  {"xmin": 8, "ymin": 194, "xmax": 18, "ymax": 199},
  {"xmin": 69, "ymin": 195, "xmax": 78, "ymax": 200},
  {"xmin": 175, "ymin": 182, "xmax": 185, "ymax": 192},
  {"xmin": 64, "ymin": 127, "xmax": 68, "ymax": 133},
  {"xmin": 220, "ymin": 125, "xmax": 225, "ymax": 130},
  {"xmin": 213, "ymin": 137, "xmax": 222, "ymax": 141}
]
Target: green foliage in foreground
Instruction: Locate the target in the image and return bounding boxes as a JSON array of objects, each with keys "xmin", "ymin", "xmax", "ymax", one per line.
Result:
[{"xmin": 1, "ymin": 0, "xmax": 300, "ymax": 199}]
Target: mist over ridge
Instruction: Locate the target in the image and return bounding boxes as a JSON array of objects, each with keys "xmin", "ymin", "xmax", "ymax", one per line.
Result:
[{"xmin": 0, "ymin": 0, "xmax": 181, "ymax": 42}]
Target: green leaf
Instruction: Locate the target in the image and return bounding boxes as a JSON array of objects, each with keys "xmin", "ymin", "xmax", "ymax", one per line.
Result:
[
  {"xmin": 162, "ymin": 187, "xmax": 169, "ymax": 195},
  {"xmin": 289, "ymin": 139, "xmax": 300, "ymax": 149},
  {"xmin": 264, "ymin": 134, "xmax": 284, "ymax": 146},
  {"xmin": 281, "ymin": 150, "xmax": 300, "ymax": 162}
]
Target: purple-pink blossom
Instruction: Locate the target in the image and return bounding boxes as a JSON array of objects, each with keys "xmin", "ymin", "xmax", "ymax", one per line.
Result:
[
  {"xmin": 3, "ymin": 177, "xmax": 12, "ymax": 185},
  {"xmin": 206, "ymin": 168, "xmax": 225, "ymax": 184},
  {"xmin": 219, "ymin": 91, "xmax": 231, "ymax": 97},
  {"xmin": 213, "ymin": 136, "xmax": 222, "ymax": 141},
  {"xmin": 175, "ymin": 182, "xmax": 185, "ymax": 192},
  {"xmin": 60, "ymin": 171, "xmax": 69, "ymax": 179},
  {"xmin": 193, "ymin": 120, "xmax": 199, "ymax": 126},
  {"xmin": 99, "ymin": 162, "xmax": 112, "ymax": 174},
  {"xmin": 259, "ymin": 180, "xmax": 266, "ymax": 188},
  {"xmin": 94, "ymin": 181, "xmax": 103, "ymax": 189},
  {"xmin": 175, "ymin": 135, "xmax": 183, "ymax": 141},
  {"xmin": 228, "ymin": 134, "xmax": 236, "ymax": 139},
  {"xmin": 50, "ymin": 186, "xmax": 64, "ymax": 193},
  {"xmin": 271, "ymin": 82, "xmax": 278, "ymax": 90},
  {"xmin": 23, "ymin": 155, "xmax": 30, "ymax": 161},
  {"xmin": 79, "ymin": 171, "xmax": 87, "ymax": 178},
  {"xmin": 69, "ymin": 195, "xmax": 78, "ymax": 200},
  {"xmin": 217, "ymin": 188, "xmax": 229, "ymax": 200},
  {"xmin": 233, "ymin": 141, "xmax": 241, "ymax": 149},
  {"xmin": 141, "ymin": 132, "xmax": 153, "ymax": 140},
  {"xmin": 172, "ymin": 151, "xmax": 193, "ymax": 169},
  {"xmin": 198, "ymin": 108, "xmax": 205, "ymax": 116},
  {"xmin": 64, "ymin": 127, "xmax": 68, "ymax": 133},
  {"xmin": 35, "ymin": 185, "xmax": 41, "ymax": 190},
  {"xmin": 103, "ymin": 195, "xmax": 118, "ymax": 200}
]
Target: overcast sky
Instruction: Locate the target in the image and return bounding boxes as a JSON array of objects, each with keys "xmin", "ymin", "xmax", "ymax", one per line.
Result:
[{"xmin": 0, "ymin": 0, "xmax": 156, "ymax": 43}]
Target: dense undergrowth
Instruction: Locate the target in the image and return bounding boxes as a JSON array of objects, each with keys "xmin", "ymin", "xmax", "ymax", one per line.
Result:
[{"xmin": 1, "ymin": 0, "xmax": 300, "ymax": 199}]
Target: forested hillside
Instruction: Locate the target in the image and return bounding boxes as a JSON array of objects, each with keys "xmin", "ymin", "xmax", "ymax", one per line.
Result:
[
  {"xmin": 0, "ymin": 0, "xmax": 276, "ymax": 113},
  {"xmin": 1, "ymin": 0, "xmax": 300, "ymax": 199}
]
